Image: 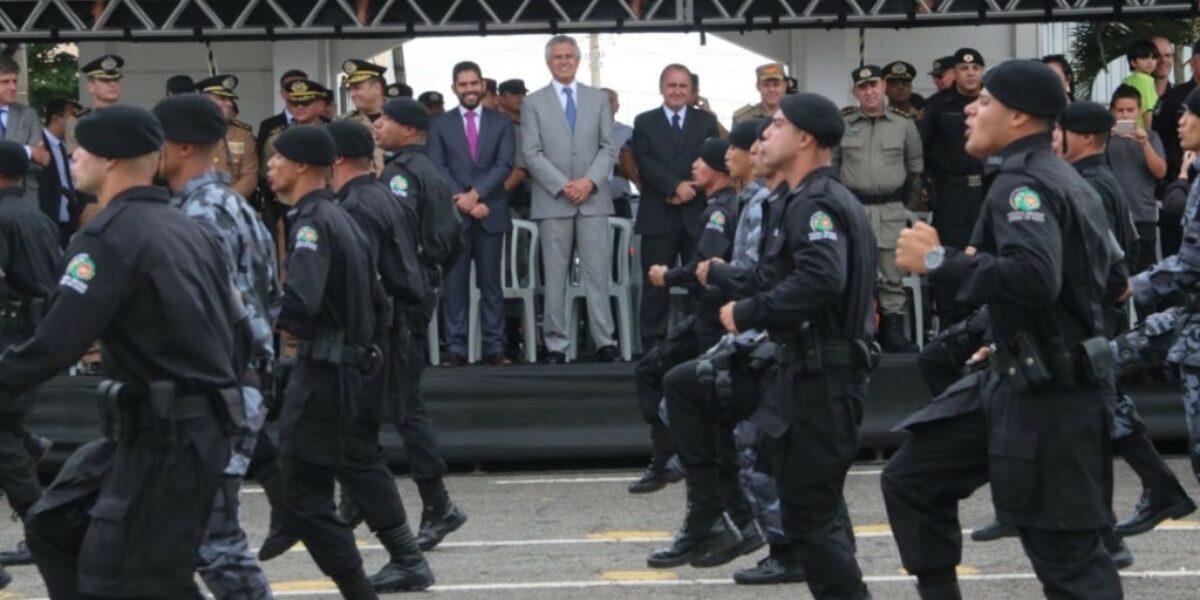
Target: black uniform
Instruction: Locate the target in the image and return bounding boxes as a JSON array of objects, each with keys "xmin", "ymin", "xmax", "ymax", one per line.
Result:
[
  {"xmin": 1153, "ymin": 78, "xmax": 1198, "ymax": 257},
  {"xmin": 0, "ymin": 185, "xmax": 62, "ymax": 521},
  {"xmin": 666, "ymin": 166, "xmax": 877, "ymax": 599},
  {"xmin": 881, "ymin": 134, "xmax": 1123, "ymax": 599},
  {"xmin": 634, "ymin": 187, "xmax": 739, "ymax": 477},
  {"xmin": 276, "ymin": 188, "xmax": 382, "ymax": 588},
  {"xmin": 920, "ymin": 87, "xmax": 984, "ymax": 322},
  {"xmin": 17, "ymin": 185, "xmax": 241, "ymax": 597}
]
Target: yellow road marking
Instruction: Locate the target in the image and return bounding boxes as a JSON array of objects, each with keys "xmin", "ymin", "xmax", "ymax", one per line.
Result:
[
  {"xmin": 1159, "ymin": 519, "xmax": 1200, "ymax": 530},
  {"xmin": 587, "ymin": 530, "xmax": 672, "ymax": 541},
  {"xmin": 599, "ymin": 570, "xmax": 679, "ymax": 581},
  {"xmin": 271, "ymin": 580, "xmax": 336, "ymax": 591},
  {"xmin": 898, "ymin": 566, "xmax": 980, "ymax": 576},
  {"xmin": 855, "ymin": 524, "xmax": 893, "ymax": 535}
]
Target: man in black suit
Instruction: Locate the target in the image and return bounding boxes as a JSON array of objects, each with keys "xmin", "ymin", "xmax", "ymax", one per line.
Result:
[
  {"xmin": 37, "ymin": 99, "xmax": 80, "ymax": 248},
  {"xmin": 631, "ymin": 64, "xmax": 720, "ymax": 346}
]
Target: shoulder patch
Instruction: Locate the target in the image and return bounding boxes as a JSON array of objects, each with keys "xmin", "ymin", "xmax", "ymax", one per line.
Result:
[
  {"xmin": 1006, "ymin": 186, "xmax": 1045, "ymax": 223},
  {"xmin": 295, "ymin": 225, "xmax": 319, "ymax": 251},
  {"xmin": 808, "ymin": 210, "xmax": 839, "ymax": 241},
  {"xmin": 388, "ymin": 174, "xmax": 409, "ymax": 197},
  {"xmin": 705, "ymin": 210, "xmax": 727, "ymax": 232},
  {"xmin": 60, "ymin": 253, "xmax": 96, "ymax": 293}
]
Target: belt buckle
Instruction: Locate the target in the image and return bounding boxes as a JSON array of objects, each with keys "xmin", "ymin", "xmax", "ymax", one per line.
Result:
[{"xmin": 966, "ymin": 175, "xmax": 982, "ymax": 187}]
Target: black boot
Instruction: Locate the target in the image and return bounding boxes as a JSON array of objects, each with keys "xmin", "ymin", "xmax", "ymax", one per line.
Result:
[
  {"xmin": 647, "ymin": 466, "xmax": 741, "ymax": 569},
  {"xmin": 369, "ymin": 524, "xmax": 435, "ymax": 592},
  {"xmin": 0, "ymin": 540, "xmax": 33, "ymax": 566},
  {"xmin": 628, "ymin": 454, "xmax": 685, "ymax": 494},
  {"xmin": 334, "ymin": 570, "xmax": 381, "ymax": 600},
  {"xmin": 691, "ymin": 518, "xmax": 765, "ymax": 568},
  {"xmin": 733, "ymin": 544, "xmax": 806, "ymax": 585},
  {"xmin": 255, "ymin": 460, "xmax": 299, "ymax": 561},
  {"xmin": 880, "ymin": 315, "xmax": 917, "ymax": 353},
  {"xmin": 0, "ymin": 564, "xmax": 10, "ymax": 590},
  {"xmin": 916, "ymin": 582, "xmax": 962, "ymax": 600},
  {"xmin": 338, "ymin": 487, "xmax": 365, "ymax": 529},
  {"xmin": 969, "ymin": 519, "xmax": 1017, "ymax": 542},
  {"xmin": 1104, "ymin": 534, "xmax": 1134, "ymax": 570},
  {"xmin": 1115, "ymin": 434, "xmax": 1197, "ymax": 537},
  {"xmin": 416, "ymin": 477, "xmax": 467, "ymax": 551}
]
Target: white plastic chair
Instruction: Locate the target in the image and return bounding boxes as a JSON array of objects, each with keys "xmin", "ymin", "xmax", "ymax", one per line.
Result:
[
  {"xmin": 564, "ymin": 217, "xmax": 635, "ymax": 362},
  {"xmin": 468, "ymin": 220, "xmax": 539, "ymax": 364},
  {"xmin": 426, "ymin": 305, "xmax": 440, "ymax": 366},
  {"xmin": 901, "ymin": 274, "xmax": 925, "ymax": 350}
]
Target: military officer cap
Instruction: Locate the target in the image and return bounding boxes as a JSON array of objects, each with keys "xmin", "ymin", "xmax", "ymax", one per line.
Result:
[
  {"xmin": 342, "ymin": 59, "xmax": 387, "ymax": 86},
  {"xmin": 153, "ymin": 93, "xmax": 228, "ymax": 144},
  {"xmin": 756, "ymin": 63, "xmax": 787, "ymax": 82},
  {"xmin": 195, "ymin": 74, "xmax": 239, "ymax": 99},
  {"xmin": 780, "ymin": 93, "xmax": 844, "ymax": 147},
  {"xmin": 729, "ymin": 118, "xmax": 764, "ymax": 151},
  {"xmin": 484, "ymin": 78, "xmax": 498, "ymax": 95},
  {"xmin": 698, "ymin": 137, "xmax": 731, "ymax": 174},
  {"xmin": 387, "ymin": 82, "xmax": 414, "ymax": 98},
  {"xmin": 981, "ymin": 59, "xmax": 1066, "ymax": 118},
  {"xmin": 0, "ymin": 140, "xmax": 30, "ymax": 177},
  {"xmin": 953, "ymin": 48, "xmax": 985, "ymax": 67},
  {"xmin": 165, "ymin": 75, "xmax": 195, "ymax": 96},
  {"xmin": 1184, "ymin": 86, "xmax": 1200, "ymax": 116},
  {"xmin": 81, "ymin": 54, "xmax": 125, "ymax": 80},
  {"xmin": 327, "ymin": 120, "xmax": 375, "ymax": 159},
  {"xmin": 785, "ymin": 76, "xmax": 799, "ymax": 95},
  {"xmin": 284, "ymin": 79, "xmax": 329, "ymax": 103},
  {"xmin": 75, "ymin": 105, "xmax": 164, "ymax": 159},
  {"xmin": 418, "ymin": 91, "xmax": 444, "ymax": 106},
  {"xmin": 929, "ymin": 56, "xmax": 955, "ymax": 75},
  {"xmin": 499, "ymin": 79, "xmax": 528, "ymax": 95},
  {"xmin": 1059, "ymin": 101, "xmax": 1115, "ymax": 134},
  {"xmin": 273, "ymin": 126, "xmax": 335, "ymax": 166},
  {"xmin": 383, "ymin": 97, "xmax": 430, "ymax": 130},
  {"xmin": 851, "ymin": 65, "xmax": 883, "ymax": 86},
  {"xmin": 883, "ymin": 61, "xmax": 917, "ymax": 81}
]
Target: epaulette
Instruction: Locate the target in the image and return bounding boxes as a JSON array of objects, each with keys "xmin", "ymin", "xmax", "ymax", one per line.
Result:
[
  {"xmin": 841, "ymin": 106, "xmax": 858, "ymax": 116},
  {"xmin": 74, "ymin": 107, "xmax": 91, "ymax": 118},
  {"xmin": 732, "ymin": 104, "xmax": 756, "ymax": 118},
  {"xmin": 888, "ymin": 106, "xmax": 914, "ymax": 119},
  {"xmin": 337, "ymin": 110, "xmax": 360, "ymax": 121},
  {"xmin": 230, "ymin": 119, "xmax": 252, "ymax": 132}
]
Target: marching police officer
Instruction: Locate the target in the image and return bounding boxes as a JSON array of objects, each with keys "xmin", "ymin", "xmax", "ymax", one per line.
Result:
[
  {"xmin": 836, "ymin": 65, "xmax": 924, "ymax": 352},
  {"xmin": 371, "ymin": 98, "xmax": 467, "ymax": 550},
  {"xmin": 265, "ymin": 125, "xmax": 384, "ymax": 599},
  {"xmin": 920, "ymin": 48, "xmax": 986, "ymax": 324},
  {"xmin": 152, "ymin": 93, "xmax": 281, "ymax": 599},
  {"xmin": 884, "ymin": 60, "xmax": 1122, "ymax": 599},
  {"xmin": 0, "ymin": 140, "xmax": 61, "ymax": 585},
  {"xmin": 196, "ymin": 74, "xmax": 260, "ymax": 200},
  {"xmin": 326, "ymin": 119, "xmax": 434, "ymax": 592},
  {"xmin": 17, "ymin": 105, "xmax": 244, "ymax": 598},
  {"xmin": 733, "ymin": 63, "xmax": 788, "ymax": 125}
]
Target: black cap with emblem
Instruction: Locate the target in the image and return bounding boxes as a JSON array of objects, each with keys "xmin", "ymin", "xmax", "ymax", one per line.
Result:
[
  {"xmin": 1059, "ymin": 101, "xmax": 1115, "ymax": 134},
  {"xmin": 342, "ymin": 59, "xmax": 387, "ymax": 87},
  {"xmin": 153, "ymin": 93, "xmax": 228, "ymax": 144},
  {"xmin": 383, "ymin": 98, "xmax": 430, "ymax": 130},
  {"xmin": 165, "ymin": 75, "xmax": 195, "ymax": 96},
  {"xmin": 387, "ymin": 82, "xmax": 414, "ymax": 98},
  {"xmin": 929, "ymin": 56, "xmax": 955, "ymax": 75},
  {"xmin": 418, "ymin": 91, "xmax": 444, "ymax": 106},
  {"xmin": 729, "ymin": 118, "xmax": 764, "ymax": 151},
  {"xmin": 81, "ymin": 54, "xmax": 125, "ymax": 80},
  {"xmin": 484, "ymin": 78, "xmax": 498, "ymax": 95},
  {"xmin": 196, "ymin": 74, "xmax": 239, "ymax": 99},
  {"xmin": 698, "ymin": 137, "xmax": 731, "ymax": 174},
  {"xmin": 851, "ymin": 65, "xmax": 883, "ymax": 86},
  {"xmin": 981, "ymin": 59, "xmax": 1066, "ymax": 118},
  {"xmin": 327, "ymin": 120, "xmax": 375, "ymax": 159},
  {"xmin": 76, "ymin": 105, "xmax": 164, "ymax": 159},
  {"xmin": 284, "ymin": 79, "xmax": 329, "ymax": 103},
  {"xmin": 883, "ymin": 61, "xmax": 916, "ymax": 82},
  {"xmin": 780, "ymin": 93, "xmax": 844, "ymax": 147},
  {"xmin": 953, "ymin": 48, "xmax": 985, "ymax": 67},
  {"xmin": 274, "ymin": 126, "xmax": 335, "ymax": 166},
  {"xmin": 0, "ymin": 140, "xmax": 30, "ymax": 177},
  {"xmin": 1185, "ymin": 86, "xmax": 1200, "ymax": 117},
  {"xmin": 499, "ymin": 79, "xmax": 528, "ymax": 95}
]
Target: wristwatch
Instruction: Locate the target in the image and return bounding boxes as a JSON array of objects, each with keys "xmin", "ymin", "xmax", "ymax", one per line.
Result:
[{"xmin": 923, "ymin": 246, "xmax": 946, "ymax": 272}]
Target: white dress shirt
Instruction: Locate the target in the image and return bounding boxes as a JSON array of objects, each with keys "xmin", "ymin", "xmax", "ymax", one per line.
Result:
[
  {"xmin": 662, "ymin": 104, "xmax": 688, "ymax": 129},
  {"xmin": 460, "ymin": 105, "xmax": 482, "ymax": 133}
]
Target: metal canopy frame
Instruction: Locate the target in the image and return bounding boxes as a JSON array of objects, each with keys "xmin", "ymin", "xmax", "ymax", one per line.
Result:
[{"xmin": 0, "ymin": 0, "xmax": 1195, "ymax": 41}]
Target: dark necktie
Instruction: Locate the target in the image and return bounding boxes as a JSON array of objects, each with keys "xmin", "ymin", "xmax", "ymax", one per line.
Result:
[
  {"xmin": 0, "ymin": 108, "xmax": 7, "ymax": 138},
  {"xmin": 671, "ymin": 113, "xmax": 682, "ymax": 140}
]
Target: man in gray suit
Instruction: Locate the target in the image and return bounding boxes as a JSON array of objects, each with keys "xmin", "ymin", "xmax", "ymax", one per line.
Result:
[
  {"xmin": 0, "ymin": 54, "xmax": 49, "ymax": 205},
  {"xmin": 521, "ymin": 35, "xmax": 619, "ymax": 364}
]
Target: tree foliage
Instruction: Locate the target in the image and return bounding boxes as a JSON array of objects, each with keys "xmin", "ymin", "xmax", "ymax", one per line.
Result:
[
  {"xmin": 25, "ymin": 43, "xmax": 78, "ymax": 119},
  {"xmin": 1070, "ymin": 19, "xmax": 1196, "ymax": 102}
]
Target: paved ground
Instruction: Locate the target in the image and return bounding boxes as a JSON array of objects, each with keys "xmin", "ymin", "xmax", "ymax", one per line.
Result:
[{"xmin": 2, "ymin": 458, "xmax": 1200, "ymax": 599}]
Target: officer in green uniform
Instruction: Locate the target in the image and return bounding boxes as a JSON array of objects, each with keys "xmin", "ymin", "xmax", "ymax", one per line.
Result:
[
  {"xmin": 835, "ymin": 65, "xmax": 924, "ymax": 352},
  {"xmin": 732, "ymin": 63, "xmax": 788, "ymax": 125}
]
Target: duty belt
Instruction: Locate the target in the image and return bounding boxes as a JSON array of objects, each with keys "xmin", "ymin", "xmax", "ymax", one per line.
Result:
[
  {"xmin": 774, "ymin": 339, "xmax": 880, "ymax": 373},
  {"xmin": 937, "ymin": 173, "xmax": 983, "ymax": 188},
  {"xmin": 852, "ymin": 190, "xmax": 903, "ymax": 205},
  {"xmin": 297, "ymin": 339, "xmax": 382, "ymax": 377},
  {"xmin": 96, "ymin": 379, "xmax": 214, "ymax": 444}
]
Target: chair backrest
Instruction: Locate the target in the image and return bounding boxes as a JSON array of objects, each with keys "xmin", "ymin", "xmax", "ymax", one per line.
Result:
[
  {"xmin": 609, "ymin": 217, "xmax": 633, "ymax": 287},
  {"xmin": 505, "ymin": 219, "xmax": 539, "ymax": 290}
]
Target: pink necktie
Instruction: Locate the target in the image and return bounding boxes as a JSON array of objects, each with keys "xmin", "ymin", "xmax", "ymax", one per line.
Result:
[{"xmin": 465, "ymin": 110, "xmax": 479, "ymax": 162}]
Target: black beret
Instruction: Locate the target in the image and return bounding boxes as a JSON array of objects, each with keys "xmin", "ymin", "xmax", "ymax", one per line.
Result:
[
  {"xmin": 342, "ymin": 59, "xmax": 387, "ymax": 87},
  {"xmin": 76, "ymin": 105, "xmax": 164, "ymax": 159},
  {"xmin": 851, "ymin": 65, "xmax": 883, "ymax": 86},
  {"xmin": 274, "ymin": 126, "xmax": 335, "ymax": 166},
  {"xmin": 780, "ymin": 93, "xmax": 844, "ymax": 147},
  {"xmin": 327, "ymin": 119, "xmax": 375, "ymax": 158},
  {"xmin": 387, "ymin": 82, "xmax": 414, "ymax": 98},
  {"xmin": 1185, "ymin": 86, "xmax": 1200, "ymax": 117},
  {"xmin": 196, "ymin": 74, "xmax": 239, "ymax": 99},
  {"xmin": 729, "ymin": 118, "xmax": 764, "ymax": 151},
  {"xmin": 699, "ymin": 137, "xmax": 730, "ymax": 174},
  {"xmin": 81, "ymin": 54, "xmax": 124, "ymax": 80},
  {"xmin": 165, "ymin": 74, "xmax": 195, "ymax": 96},
  {"xmin": 953, "ymin": 48, "xmax": 985, "ymax": 67},
  {"xmin": 0, "ymin": 140, "xmax": 29, "ymax": 177},
  {"xmin": 1060, "ymin": 101, "xmax": 1115, "ymax": 134},
  {"xmin": 382, "ymin": 98, "xmax": 429, "ymax": 130},
  {"xmin": 153, "ymin": 94, "xmax": 228, "ymax": 144},
  {"xmin": 929, "ymin": 55, "xmax": 955, "ymax": 75},
  {"xmin": 982, "ymin": 59, "xmax": 1067, "ymax": 118},
  {"xmin": 499, "ymin": 79, "xmax": 528, "ymax": 95},
  {"xmin": 883, "ymin": 61, "xmax": 916, "ymax": 81},
  {"xmin": 417, "ymin": 91, "xmax": 444, "ymax": 105},
  {"xmin": 484, "ymin": 78, "xmax": 498, "ymax": 94},
  {"xmin": 755, "ymin": 118, "xmax": 771, "ymax": 140}
]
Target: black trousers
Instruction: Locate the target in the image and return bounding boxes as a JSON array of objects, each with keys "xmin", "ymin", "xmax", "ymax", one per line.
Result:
[
  {"xmin": 929, "ymin": 176, "xmax": 983, "ymax": 323},
  {"xmin": 881, "ymin": 410, "xmax": 1122, "ymax": 599},
  {"xmin": 390, "ymin": 328, "xmax": 448, "ymax": 483},
  {"xmin": 638, "ymin": 229, "xmax": 697, "ymax": 346},
  {"xmin": 26, "ymin": 417, "xmax": 228, "ymax": 598},
  {"xmin": 633, "ymin": 321, "xmax": 710, "ymax": 464},
  {"xmin": 0, "ymin": 410, "xmax": 41, "ymax": 516},
  {"xmin": 1134, "ymin": 221, "xmax": 1158, "ymax": 275},
  {"xmin": 280, "ymin": 455, "xmax": 364, "ymax": 581},
  {"xmin": 337, "ymin": 418, "xmax": 410, "ymax": 533}
]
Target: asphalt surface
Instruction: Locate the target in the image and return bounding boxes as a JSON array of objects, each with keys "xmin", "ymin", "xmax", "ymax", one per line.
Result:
[{"xmin": 2, "ymin": 458, "xmax": 1200, "ymax": 599}]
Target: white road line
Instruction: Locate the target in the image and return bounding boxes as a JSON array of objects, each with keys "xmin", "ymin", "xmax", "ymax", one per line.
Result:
[{"xmin": 491, "ymin": 470, "xmax": 883, "ymax": 485}]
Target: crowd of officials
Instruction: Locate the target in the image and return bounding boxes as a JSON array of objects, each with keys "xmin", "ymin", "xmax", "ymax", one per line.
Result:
[{"xmin": 1, "ymin": 30, "xmax": 1200, "ymax": 600}]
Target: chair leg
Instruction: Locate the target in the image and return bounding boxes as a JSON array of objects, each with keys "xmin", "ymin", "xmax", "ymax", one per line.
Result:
[
  {"xmin": 615, "ymin": 291, "xmax": 632, "ymax": 362},
  {"xmin": 564, "ymin": 295, "xmax": 577, "ymax": 363},
  {"xmin": 522, "ymin": 295, "xmax": 537, "ymax": 364},
  {"xmin": 913, "ymin": 286, "xmax": 924, "ymax": 350},
  {"xmin": 467, "ymin": 291, "xmax": 480, "ymax": 364},
  {"xmin": 426, "ymin": 312, "xmax": 440, "ymax": 367}
]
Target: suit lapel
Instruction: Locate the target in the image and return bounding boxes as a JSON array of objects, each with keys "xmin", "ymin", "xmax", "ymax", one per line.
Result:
[{"xmin": 448, "ymin": 107, "xmax": 468, "ymax": 162}]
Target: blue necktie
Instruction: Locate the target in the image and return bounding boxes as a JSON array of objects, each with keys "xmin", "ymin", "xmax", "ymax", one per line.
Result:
[
  {"xmin": 0, "ymin": 108, "xmax": 7, "ymax": 138},
  {"xmin": 563, "ymin": 87, "xmax": 576, "ymax": 133}
]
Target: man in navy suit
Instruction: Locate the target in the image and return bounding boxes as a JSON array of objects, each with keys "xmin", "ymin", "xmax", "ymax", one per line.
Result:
[{"xmin": 428, "ymin": 61, "xmax": 515, "ymax": 366}]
